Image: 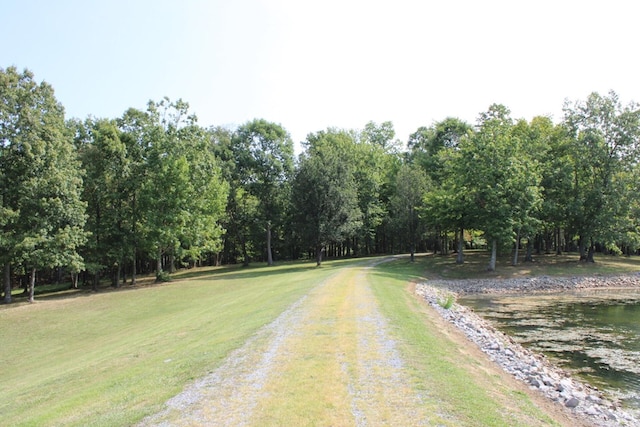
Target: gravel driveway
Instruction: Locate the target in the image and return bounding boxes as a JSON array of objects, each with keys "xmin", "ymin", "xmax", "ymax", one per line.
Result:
[{"xmin": 139, "ymin": 259, "xmax": 427, "ymax": 426}]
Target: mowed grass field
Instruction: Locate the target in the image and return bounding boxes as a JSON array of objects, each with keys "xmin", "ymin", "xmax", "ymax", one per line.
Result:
[
  {"xmin": 422, "ymin": 250, "xmax": 640, "ymax": 279},
  {"xmin": 3, "ymin": 252, "xmax": 636, "ymax": 426},
  {"xmin": 0, "ymin": 260, "xmax": 353, "ymax": 426}
]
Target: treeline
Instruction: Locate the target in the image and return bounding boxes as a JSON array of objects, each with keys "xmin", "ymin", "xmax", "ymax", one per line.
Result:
[{"xmin": 2, "ymin": 66, "xmax": 640, "ymax": 303}]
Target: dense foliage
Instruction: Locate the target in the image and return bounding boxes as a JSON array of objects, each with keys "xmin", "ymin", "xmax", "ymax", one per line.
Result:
[{"xmin": 2, "ymin": 66, "xmax": 640, "ymax": 301}]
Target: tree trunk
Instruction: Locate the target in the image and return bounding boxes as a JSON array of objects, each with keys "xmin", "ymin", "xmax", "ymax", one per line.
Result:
[
  {"xmin": 579, "ymin": 236, "xmax": 587, "ymax": 261},
  {"xmin": 487, "ymin": 239, "xmax": 497, "ymax": 271},
  {"xmin": 442, "ymin": 232, "xmax": 449, "ymax": 255},
  {"xmin": 512, "ymin": 230, "xmax": 520, "ymax": 266},
  {"xmin": 71, "ymin": 271, "xmax": 79, "ymax": 289},
  {"xmin": 115, "ymin": 262, "xmax": 122, "ymax": 288},
  {"xmin": 122, "ymin": 261, "xmax": 127, "ymax": 286},
  {"xmin": 156, "ymin": 249, "xmax": 163, "ymax": 281},
  {"xmin": 131, "ymin": 247, "xmax": 137, "ymax": 286},
  {"xmin": 555, "ymin": 227, "xmax": 562, "ymax": 255},
  {"xmin": 266, "ymin": 222, "xmax": 274, "ymax": 266},
  {"xmin": 241, "ymin": 235, "xmax": 250, "ymax": 267},
  {"xmin": 524, "ymin": 238, "xmax": 534, "ymax": 262},
  {"xmin": 28, "ymin": 268, "xmax": 36, "ymax": 303},
  {"xmin": 316, "ymin": 244, "xmax": 323, "ymax": 266},
  {"xmin": 131, "ymin": 194, "xmax": 138, "ymax": 285},
  {"xmin": 586, "ymin": 238, "xmax": 595, "ymax": 263},
  {"xmin": 3, "ymin": 262, "xmax": 11, "ymax": 304},
  {"xmin": 456, "ymin": 226, "xmax": 464, "ymax": 264},
  {"xmin": 169, "ymin": 252, "xmax": 176, "ymax": 274}
]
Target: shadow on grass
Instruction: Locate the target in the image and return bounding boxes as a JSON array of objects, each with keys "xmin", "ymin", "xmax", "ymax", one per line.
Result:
[
  {"xmin": 403, "ymin": 251, "xmax": 640, "ymax": 281},
  {"xmin": 9, "ymin": 252, "xmax": 639, "ymax": 307},
  {"xmin": 2, "ymin": 256, "xmax": 376, "ymax": 306}
]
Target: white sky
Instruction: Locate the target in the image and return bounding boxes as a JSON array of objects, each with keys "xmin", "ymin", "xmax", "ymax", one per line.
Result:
[{"xmin": 2, "ymin": 0, "xmax": 639, "ymax": 151}]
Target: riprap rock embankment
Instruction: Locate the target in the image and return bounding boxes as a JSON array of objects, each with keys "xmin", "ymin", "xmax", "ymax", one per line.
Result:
[{"xmin": 416, "ymin": 279, "xmax": 640, "ymax": 427}]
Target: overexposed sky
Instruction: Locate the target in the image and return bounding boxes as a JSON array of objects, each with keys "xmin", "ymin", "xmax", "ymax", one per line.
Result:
[{"xmin": 2, "ymin": 0, "xmax": 638, "ymax": 150}]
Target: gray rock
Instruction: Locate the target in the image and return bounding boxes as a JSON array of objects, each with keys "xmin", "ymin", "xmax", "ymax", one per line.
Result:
[
  {"xmin": 565, "ymin": 397, "xmax": 580, "ymax": 408},
  {"xmin": 529, "ymin": 377, "xmax": 541, "ymax": 388},
  {"xmin": 606, "ymin": 410, "xmax": 618, "ymax": 421},
  {"xmin": 585, "ymin": 406, "xmax": 600, "ymax": 416}
]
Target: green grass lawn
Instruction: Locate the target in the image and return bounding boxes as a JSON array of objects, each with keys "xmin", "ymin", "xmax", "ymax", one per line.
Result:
[
  {"xmin": 0, "ymin": 260, "xmax": 354, "ymax": 426},
  {"xmin": 421, "ymin": 250, "xmax": 640, "ymax": 279}
]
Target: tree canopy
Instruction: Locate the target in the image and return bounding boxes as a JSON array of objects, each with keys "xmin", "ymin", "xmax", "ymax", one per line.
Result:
[{"xmin": 3, "ymin": 65, "xmax": 640, "ymax": 302}]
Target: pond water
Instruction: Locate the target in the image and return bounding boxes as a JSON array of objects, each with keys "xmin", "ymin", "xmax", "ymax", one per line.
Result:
[{"xmin": 459, "ymin": 289, "xmax": 640, "ymax": 409}]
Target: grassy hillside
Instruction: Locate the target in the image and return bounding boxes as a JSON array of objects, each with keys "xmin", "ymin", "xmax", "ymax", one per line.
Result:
[{"xmin": 0, "ymin": 261, "xmax": 350, "ymax": 426}]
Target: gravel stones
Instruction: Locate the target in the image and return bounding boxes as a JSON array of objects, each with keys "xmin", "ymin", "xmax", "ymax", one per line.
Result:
[
  {"xmin": 416, "ymin": 282, "xmax": 640, "ymax": 427},
  {"xmin": 428, "ymin": 273, "xmax": 640, "ymax": 296}
]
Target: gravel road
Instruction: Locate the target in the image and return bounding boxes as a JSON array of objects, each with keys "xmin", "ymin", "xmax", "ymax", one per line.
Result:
[{"xmin": 139, "ymin": 259, "xmax": 427, "ymax": 426}]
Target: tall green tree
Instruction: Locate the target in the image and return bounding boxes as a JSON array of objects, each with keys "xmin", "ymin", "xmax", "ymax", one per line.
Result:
[
  {"xmin": 293, "ymin": 129, "xmax": 362, "ymax": 265},
  {"xmin": 409, "ymin": 117, "xmax": 472, "ymax": 183},
  {"xmin": 529, "ymin": 117, "xmax": 571, "ymax": 257},
  {"xmin": 413, "ymin": 117, "xmax": 473, "ymax": 262},
  {"xmin": 210, "ymin": 126, "xmax": 259, "ymax": 265},
  {"xmin": 232, "ymin": 119, "xmax": 294, "ymax": 265},
  {"xmin": 115, "ymin": 107, "xmax": 153, "ymax": 284},
  {"xmin": 456, "ymin": 105, "xmax": 542, "ymax": 271},
  {"xmin": 138, "ymin": 98, "xmax": 227, "ymax": 279},
  {"xmin": 562, "ymin": 91, "xmax": 640, "ymax": 261},
  {"xmin": 354, "ymin": 132, "xmax": 388, "ymax": 255},
  {"xmin": 178, "ymin": 124, "xmax": 228, "ymax": 267},
  {"xmin": 508, "ymin": 118, "xmax": 544, "ymax": 265},
  {"xmin": 391, "ymin": 164, "xmax": 429, "ymax": 262},
  {"xmin": 362, "ymin": 120, "xmax": 399, "ymax": 151},
  {"xmin": 0, "ymin": 67, "xmax": 87, "ymax": 302},
  {"xmin": 358, "ymin": 121, "xmax": 404, "ymax": 255},
  {"xmin": 73, "ymin": 118, "xmax": 131, "ymax": 288},
  {"xmin": 111, "ymin": 99, "xmax": 229, "ymax": 281}
]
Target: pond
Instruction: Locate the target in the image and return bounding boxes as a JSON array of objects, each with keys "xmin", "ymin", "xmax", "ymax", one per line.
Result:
[{"xmin": 459, "ymin": 289, "xmax": 640, "ymax": 410}]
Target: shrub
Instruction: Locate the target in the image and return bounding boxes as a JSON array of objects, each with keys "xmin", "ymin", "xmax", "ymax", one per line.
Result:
[{"xmin": 438, "ymin": 294, "xmax": 456, "ymax": 310}]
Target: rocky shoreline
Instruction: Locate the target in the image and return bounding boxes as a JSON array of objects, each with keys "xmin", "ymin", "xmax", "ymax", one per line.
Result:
[
  {"xmin": 415, "ymin": 277, "xmax": 640, "ymax": 427},
  {"xmin": 426, "ymin": 273, "xmax": 640, "ymax": 295}
]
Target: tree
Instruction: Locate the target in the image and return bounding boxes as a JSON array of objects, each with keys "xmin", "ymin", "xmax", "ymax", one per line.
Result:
[
  {"xmin": 210, "ymin": 126, "xmax": 259, "ymax": 265},
  {"xmin": 455, "ymin": 104, "xmax": 542, "ymax": 271},
  {"xmin": 178, "ymin": 124, "xmax": 228, "ymax": 267},
  {"xmin": 391, "ymin": 164, "xmax": 429, "ymax": 262},
  {"xmin": 562, "ymin": 91, "xmax": 640, "ymax": 262},
  {"xmin": 409, "ymin": 117, "xmax": 472, "ymax": 183},
  {"xmin": 508, "ymin": 118, "xmax": 544, "ymax": 265},
  {"xmin": 0, "ymin": 67, "xmax": 87, "ymax": 302},
  {"xmin": 293, "ymin": 130, "xmax": 362, "ymax": 266},
  {"xmin": 136, "ymin": 98, "xmax": 227, "ymax": 280},
  {"xmin": 362, "ymin": 120, "xmax": 399, "ymax": 151},
  {"xmin": 74, "ymin": 118, "xmax": 131, "ymax": 288},
  {"xmin": 110, "ymin": 99, "xmax": 229, "ymax": 281},
  {"xmin": 232, "ymin": 119, "xmax": 294, "ymax": 265},
  {"xmin": 531, "ymin": 117, "xmax": 571, "ymax": 257},
  {"xmin": 353, "ymin": 131, "xmax": 388, "ymax": 255},
  {"xmin": 413, "ymin": 118, "xmax": 473, "ymax": 262}
]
